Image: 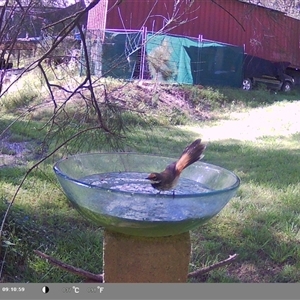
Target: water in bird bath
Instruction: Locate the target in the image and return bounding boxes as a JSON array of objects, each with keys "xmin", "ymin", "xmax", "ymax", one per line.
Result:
[
  {"xmin": 79, "ymin": 172, "xmax": 215, "ymax": 222},
  {"xmin": 82, "ymin": 172, "xmax": 211, "ymax": 195}
]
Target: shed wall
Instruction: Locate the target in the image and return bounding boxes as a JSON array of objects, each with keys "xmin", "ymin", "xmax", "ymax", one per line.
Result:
[{"xmin": 104, "ymin": 0, "xmax": 300, "ymax": 67}]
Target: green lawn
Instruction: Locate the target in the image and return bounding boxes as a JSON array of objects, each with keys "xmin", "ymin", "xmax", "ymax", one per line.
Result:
[{"xmin": 0, "ymin": 83, "xmax": 299, "ymax": 282}]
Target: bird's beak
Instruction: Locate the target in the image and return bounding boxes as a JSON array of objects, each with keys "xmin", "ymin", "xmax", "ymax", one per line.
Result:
[
  {"xmin": 145, "ymin": 174, "xmax": 153, "ymax": 180},
  {"xmin": 146, "ymin": 174, "xmax": 159, "ymax": 183}
]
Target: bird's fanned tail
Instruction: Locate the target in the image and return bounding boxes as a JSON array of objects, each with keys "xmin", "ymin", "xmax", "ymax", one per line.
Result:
[{"xmin": 175, "ymin": 139, "xmax": 206, "ymax": 173}]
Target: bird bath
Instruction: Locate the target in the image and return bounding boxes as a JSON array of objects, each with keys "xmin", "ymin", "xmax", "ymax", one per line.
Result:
[{"xmin": 53, "ymin": 153, "xmax": 240, "ymax": 282}]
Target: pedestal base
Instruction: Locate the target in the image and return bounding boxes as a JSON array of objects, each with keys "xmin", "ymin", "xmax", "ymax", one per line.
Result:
[{"xmin": 103, "ymin": 230, "xmax": 191, "ymax": 283}]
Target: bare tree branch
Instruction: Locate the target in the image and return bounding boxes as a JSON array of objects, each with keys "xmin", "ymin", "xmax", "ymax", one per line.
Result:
[
  {"xmin": 34, "ymin": 250, "xmax": 238, "ymax": 282},
  {"xmin": 0, "ymin": 125, "xmax": 102, "ymax": 237}
]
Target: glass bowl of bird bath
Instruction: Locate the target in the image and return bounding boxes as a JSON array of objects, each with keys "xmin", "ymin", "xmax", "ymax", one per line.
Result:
[{"xmin": 53, "ymin": 153, "xmax": 240, "ymax": 237}]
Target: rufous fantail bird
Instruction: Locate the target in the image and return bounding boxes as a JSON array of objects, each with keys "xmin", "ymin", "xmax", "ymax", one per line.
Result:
[{"xmin": 146, "ymin": 139, "xmax": 206, "ymax": 192}]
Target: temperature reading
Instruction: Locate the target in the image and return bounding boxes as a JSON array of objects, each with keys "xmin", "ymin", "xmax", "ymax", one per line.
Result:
[
  {"xmin": 87, "ymin": 286, "xmax": 104, "ymax": 293},
  {"xmin": 62, "ymin": 286, "xmax": 80, "ymax": 293}
]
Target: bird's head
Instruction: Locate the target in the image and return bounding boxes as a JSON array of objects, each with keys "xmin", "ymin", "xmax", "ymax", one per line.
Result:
[{"xmin": 146, "ymin": 173, "xmax": 162, "ymax": 184}]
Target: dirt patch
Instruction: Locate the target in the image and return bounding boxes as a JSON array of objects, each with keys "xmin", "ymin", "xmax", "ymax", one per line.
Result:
[
  {"xmin": 0, "ymin": 135, "xmax": 33, "ymax": 167},
  {"xmin": 107, "ymin": 82, "xmax": 213, "ymax": 121},
  {"xmin": 227, "ymin": 261, "xmax": 283, "ymax": 282}
]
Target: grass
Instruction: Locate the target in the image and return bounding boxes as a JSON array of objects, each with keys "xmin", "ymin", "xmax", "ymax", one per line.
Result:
[
  {"xmin": 0, "ymin": 80, "xmax": 300, "ymax": 282},
  {"xmin": 186, "ymin": 102, "xmax": 300, "ymax": 282}
]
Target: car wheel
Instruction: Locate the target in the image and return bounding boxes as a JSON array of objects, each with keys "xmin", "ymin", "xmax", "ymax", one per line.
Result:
[
  {"xmin": 281, "ymin": 81, "xmax": 292, "ymax": 92},
  {"xmin": 242, "ymin": 78, "xmax": 252, "ymax": 90}
]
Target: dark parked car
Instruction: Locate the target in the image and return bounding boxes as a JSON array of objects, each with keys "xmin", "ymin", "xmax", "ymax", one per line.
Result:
[
  {"xmin": 242, "ymin": 73, "xmax": 294, "ymax": 92},
  {"xmin": 242, "ymin": 55, "xmax": 294, "ymax": 92}
]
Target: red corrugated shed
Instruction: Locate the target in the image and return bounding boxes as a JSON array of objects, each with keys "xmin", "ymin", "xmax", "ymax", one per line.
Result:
[
  {"xmin": 87, "ymin": 0, "xmax": 108, "ymax": 38},
  {"xmin": 100, "ymin": 0, "xmax": 300, "ymax": 68}
]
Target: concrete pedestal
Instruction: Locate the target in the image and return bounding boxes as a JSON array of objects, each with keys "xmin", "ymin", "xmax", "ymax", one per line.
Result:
[{"xmin": 103, "ymin": 230, "xmax": 191, "ymax": 283}]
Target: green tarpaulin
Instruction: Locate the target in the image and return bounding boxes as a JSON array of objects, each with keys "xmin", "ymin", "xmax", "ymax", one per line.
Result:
[{"xmin": 101, "ymin": 31, "xmax": 244, "ymax": 88}]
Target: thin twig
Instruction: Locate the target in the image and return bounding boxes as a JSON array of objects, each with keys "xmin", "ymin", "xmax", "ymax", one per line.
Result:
[
  {"xmin": 187, "ymin": 254, "xmax": 239, "ymax": 278},
  {"xmin": 34, "ymin": 250, "xmax": 103, "ymax": 282},
  {"xmin": 210, "ymin": 0, "xmax": 245, "ymax": 31}
]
